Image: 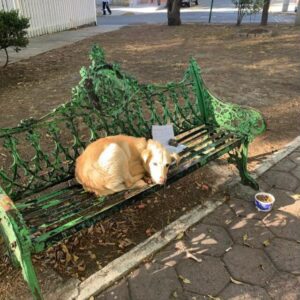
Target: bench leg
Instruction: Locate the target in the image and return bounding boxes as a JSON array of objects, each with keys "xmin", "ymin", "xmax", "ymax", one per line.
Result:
[
  {"xmin": 230, "ymin": 141, "xmax": 259, "ymax": 190},
  {"xmin": 0, "ymin": 192, "xmax": 43, "ymax": 300},
  {"xmin": 19, "ymin": 253, "xmax": 43, "ymax": 300}
]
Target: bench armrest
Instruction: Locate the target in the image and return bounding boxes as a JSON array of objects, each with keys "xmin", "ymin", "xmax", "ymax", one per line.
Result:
[
  {"xmin": 206, "ymin": 91, "xmax": 266, "ymax": 141},
  {"xmin": 189, "ymin": 58, "xmax": 266, "ymax": 141}
]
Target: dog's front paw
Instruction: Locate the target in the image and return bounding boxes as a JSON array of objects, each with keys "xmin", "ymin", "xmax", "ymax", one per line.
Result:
[
  {"xmin": 143, "ymin": 176, "xmax": 153, "ymax": 185},
  {"xmin": 135, "ymin": 179, "xmax": 148, "ymax": 188}
]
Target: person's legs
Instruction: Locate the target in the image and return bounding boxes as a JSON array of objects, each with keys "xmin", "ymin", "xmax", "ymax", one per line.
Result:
[
  {"xmin": 102, "ymin": 1, "xmax": 106, "ymax": 15},
  {"xmin": 106, "ymin": 2, "xmax": 112, "ymax": 14}
]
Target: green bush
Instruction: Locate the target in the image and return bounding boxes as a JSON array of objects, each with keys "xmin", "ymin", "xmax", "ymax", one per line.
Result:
[
  {"xmin": 0, "ymin": 10, "xmax": 30, "ymax": 67},
  {"xmin": 232, "ymin": 0, "xmax": 264, "ymax": 25}
]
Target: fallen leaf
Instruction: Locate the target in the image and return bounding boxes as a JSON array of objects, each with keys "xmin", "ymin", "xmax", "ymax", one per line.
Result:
[
  {"xmin": 263, "ymin": 240, "xmax": 270, "ymax": 247},
  {"xmin": 77, "ymin": 261, "xmax": 86, "ymax": 272},
  {"xmin": 61, "ymin": 244, "xmax": 69, "ymax": 253},
  {"xmin": 176, "ymin": 232, "xmax": 184, "ymax": 240},
  {"xmin": 179, "ymin": 275, "xmax": 191, "ymax": 284},
  {"xmin": 89, "ymin": 253, "xmax": 96, "ymax": 260},
  {"xmin": 138, "ymin": 203, "xmax": 146, "ymax": 209},
  {"xmin": 186, "ymin": 251, "xmax": 202, "ymax": 263},
  {"xmin": 146, "ymin": 228, "xmax": 152, "ymax": 236},
  {"xmin": 172, "ymin": 291, "xmax": 178, "ymax": 298},
  {"xmin": 100, "ymin": 223, "xmax": 105, "ymax": 234},
  {"xmin": 207, "ymin": 296, "xmax": 220, "ymax": 300},
  {"xmin": 88, "ymin": 226, "xmax": 94, "ymax": 234},
  {"xmin": 73, "ymin": 255, "xmax": 79, "ymax": 262},
  {"xmin": 61, "ymin": 244, "xmax": 72, "ymax": 263},
  {"xmin": 201, "ymin": 183, "xmax": 209, "ymax": 191},
  {"xmin": 243, "ymin": 233, "xmax": 248, "ymax": 242},
  {"xmin": 230, "ymin": 276, "xmax": 243, "ymax": 285}
]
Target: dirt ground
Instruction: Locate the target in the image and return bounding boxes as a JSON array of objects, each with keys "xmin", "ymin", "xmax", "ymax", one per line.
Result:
[{"xmin": 0, "ymin": 24, "xmax": 300, "ymax": 298}]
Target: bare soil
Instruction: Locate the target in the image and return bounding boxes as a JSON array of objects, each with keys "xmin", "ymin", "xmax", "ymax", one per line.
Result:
[{"xmin": 0, "ymin": 24, "xmax": 299, "ymax": 299}]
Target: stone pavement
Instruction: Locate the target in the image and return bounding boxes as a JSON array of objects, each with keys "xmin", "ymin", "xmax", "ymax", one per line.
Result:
[{"xmin": 95, "ymin": 147, "xmax": 300, "ymax": 299}]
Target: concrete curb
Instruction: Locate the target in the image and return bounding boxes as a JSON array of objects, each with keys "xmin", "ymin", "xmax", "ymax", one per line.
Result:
[{"xmin": 59, "ymin": 136, "xmax": 300, "ymax": 300}]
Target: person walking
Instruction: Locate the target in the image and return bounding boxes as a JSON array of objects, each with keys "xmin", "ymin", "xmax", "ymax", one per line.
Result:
[{"xmin": 102, "ymin": 0, "xmax": 112, "ymax": 15}]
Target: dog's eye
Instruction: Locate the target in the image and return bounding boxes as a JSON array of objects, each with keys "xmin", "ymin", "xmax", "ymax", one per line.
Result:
[
  {"xmin": 153, "ymin": 162, "xmax": 158, "ymax": 166},
  {"xmin": 165, "ymin": 164, "xmax": 170, "ymax": 168}
]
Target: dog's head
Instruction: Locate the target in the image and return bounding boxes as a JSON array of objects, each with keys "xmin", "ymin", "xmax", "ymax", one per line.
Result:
[{"xmin": 141, "ymin": 139, "xmax": 180, "ymax": 185}]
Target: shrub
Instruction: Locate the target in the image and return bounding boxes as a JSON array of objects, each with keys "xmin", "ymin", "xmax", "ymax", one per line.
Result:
[{"xmin": 0, "ymin": 10, "xmax": 30, "ymax": 67}]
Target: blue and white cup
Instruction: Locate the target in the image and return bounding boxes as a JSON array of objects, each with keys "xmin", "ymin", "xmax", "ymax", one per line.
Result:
[{"xmin": 254, "ymin": 192, "xmax": 275, "ymax": 212}]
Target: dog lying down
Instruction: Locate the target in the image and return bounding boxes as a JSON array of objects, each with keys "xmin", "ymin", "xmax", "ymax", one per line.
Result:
[{"xmin": 75, "ymin": 135, "xmax": 180, "ymax": 196}]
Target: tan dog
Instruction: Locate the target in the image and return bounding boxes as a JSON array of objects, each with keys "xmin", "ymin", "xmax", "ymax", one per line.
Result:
[{"xmin": 75, "ymin": 135, "xmax": 180, "ymax": 196}]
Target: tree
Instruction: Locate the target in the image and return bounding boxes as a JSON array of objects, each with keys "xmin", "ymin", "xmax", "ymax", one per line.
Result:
[
  {"xmin": 167, "ymin": 0, "xmax": 181, "ymax": 26},
  {"xmin": 232, "ymin": 0, "xmax": 264, "ymax": 26},
  {"xmin": 261, "ymin": 0, "xmax": 271, "ymax": 25},
  {"xmin": 296, "ymin": 0, "xmax": 300, "ymax": 26},
  {"xmin": 0, "ymin": 10, "xmax": 30, "ymax": 67}
]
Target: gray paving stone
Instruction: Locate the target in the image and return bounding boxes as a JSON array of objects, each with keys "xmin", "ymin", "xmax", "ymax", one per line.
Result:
[
  {"xmin": 262, "ymin": 170, "xmax": 299, "ymax": 191},
  {"xmin": 228, "ymin": 198, "xmax": 266, "ymax": 220},
  {"xmin": 96, "ymin": 279, "xmax": 130, "ymax": 300},
  {"xmin": 257, "ymin": 179, "xmax": 272, "ymax": 193},
  {"xmin": 263, "ymin": 210, "xmax": 300, "ymax": 241},
  {"xmin": 219, "ymin": 283, "xmax": 270, "ymax": 299},
  {"xmin": 202, "ymin": 204, "xmax": 236, "ymax": 227},
  {"xmin": 223, "ymin": 245, "xmax": 276, "ymax": 286},
  {"xmin": 266, "ymin": 272, "xmax": 300, "ymax": 300},
  {"xmin": 276, "ymin": 196, "xmax": 300, "ymax": 217},
  {"xmin": 175, "ymin": 256, "xmax": 230, "ymax": 296},
  {"xmin": 229, "ymin": 183, "xmax": 257, "ymax": 202},
  {"xmin": 295, "ymin": 186, "xmax": 300, "ymax": 198},
  {"xmin": 265, "ymin": 238, "xmax": 300, "ymax": 275},
  {"xmin": 128, "ymin": 263, "xmax": 183, "ymax": 300},
  {"xmin": 273, "ymin": 158, "xmax": 297, "ymax": 172},
  {"xmin": 228, "ymin": 218, "xmax": 274, "ymax": 249},
  {"xmin": 184, "ymin": 223, "xmax": 233, "ymax": 257},
  {"xmin": 288, "ymin": 152, "xmax": 300, "ymax": 165},
  {"xmin": 268, "ymin": 188, "xmax": 299, "ymax": 210},
  {"xmin": 292, "ymin": 166, "xmax": 300, "ymax": 180}
]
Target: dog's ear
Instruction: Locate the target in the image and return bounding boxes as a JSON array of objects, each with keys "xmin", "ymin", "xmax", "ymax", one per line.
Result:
[
  {"xmin": 141, "ymin": 149, "xmax": 151, "ymax": 164},
  {"xmin": 171, "ymin": 153, "xmax": 180, "ymax": 167}
]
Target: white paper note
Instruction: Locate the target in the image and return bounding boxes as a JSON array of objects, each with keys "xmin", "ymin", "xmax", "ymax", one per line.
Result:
[{"xmin": 151, "ymin": 125, "xmax": 186, "ymax": 154}]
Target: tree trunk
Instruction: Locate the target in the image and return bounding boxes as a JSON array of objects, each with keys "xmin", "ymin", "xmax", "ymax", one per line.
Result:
[
  {"xmin": 167, "ymin": 0, "xmax": 181, "ymax": 26},
  {"xmin": 296, "ymin": 0, "xmax": 300, "ymax": 25},
  {"xmin": 1, "ymin": 48, "xmax": 9, "ymax": 68},
  {"xmin": 261, "ymin": 0, "xmax": 271, "ymax": 26},
  {"xmin": 236, "ymin": 7, "xmax": 243, "ymax": 26}
]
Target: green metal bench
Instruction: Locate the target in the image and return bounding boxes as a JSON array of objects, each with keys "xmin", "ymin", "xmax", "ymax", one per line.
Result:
[{"xmin": 0, "ymin": 46, "xmax": 266, "ymax": 299}]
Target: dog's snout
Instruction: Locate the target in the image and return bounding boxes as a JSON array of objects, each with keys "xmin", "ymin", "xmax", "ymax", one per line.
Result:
[{"xmin": 158, "ymin": 176, "xmax": 166, "ymax": 184}]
